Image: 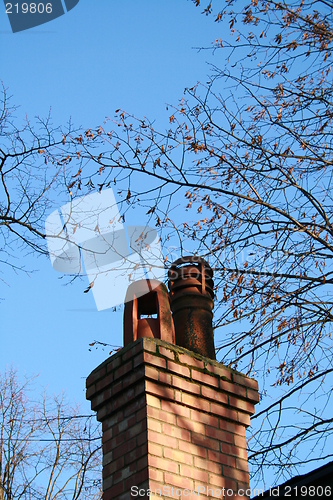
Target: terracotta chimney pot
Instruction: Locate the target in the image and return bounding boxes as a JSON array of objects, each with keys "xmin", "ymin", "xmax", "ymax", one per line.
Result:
[
  {"xmin": 168, "ymin": 256, "xmax": 216, "ymax": 360},
  {"xmin": 124, "ymin": 279, "xmax": 175, "ymax": 346}
]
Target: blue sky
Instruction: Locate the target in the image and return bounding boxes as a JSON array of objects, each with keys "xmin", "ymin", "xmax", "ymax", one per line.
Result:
[{"xmin": 0, "ymin": 1, "xmax": 223, "ymax": 424}]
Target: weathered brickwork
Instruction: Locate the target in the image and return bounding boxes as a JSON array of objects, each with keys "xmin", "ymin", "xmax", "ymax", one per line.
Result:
[{"xmin": 86, "ymin": 338, "xmax": 259, "ymax": 500}]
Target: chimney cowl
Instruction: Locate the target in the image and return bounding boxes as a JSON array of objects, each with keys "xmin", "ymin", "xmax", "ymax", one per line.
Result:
[{"xmin": 123, "ymin": 279, "xmax": 175, "ymax": 346}]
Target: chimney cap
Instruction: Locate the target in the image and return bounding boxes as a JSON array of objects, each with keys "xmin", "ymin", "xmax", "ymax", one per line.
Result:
[{"xmin": 168, "ymin": 255, "xmax": 214, "ymax": 300}]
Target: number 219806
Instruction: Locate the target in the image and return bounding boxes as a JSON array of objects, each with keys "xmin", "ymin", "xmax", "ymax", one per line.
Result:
[
  {"xmin": 284, "ymin": 485, "xmax": 331, "ymax": 496},
  {"xmin": 6, "ymin": 3, "xmax": 53, "ymax": 14}
]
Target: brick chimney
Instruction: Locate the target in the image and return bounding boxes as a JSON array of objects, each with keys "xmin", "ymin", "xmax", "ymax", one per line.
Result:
[{"xmin": 86, "ymin": 260, "xmax": 259, "ymax": 500}]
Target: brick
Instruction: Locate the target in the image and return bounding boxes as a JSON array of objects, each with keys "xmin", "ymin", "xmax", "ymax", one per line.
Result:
[
  {"xmin": 229, "ymin": 396, "xmax": 255, "ymax": 414},
  {"xmin": 210, "ymin": 402, "xmax": 237, "ymax": 421},
  {"xmin": 201, "ymin": 385, "xmax": 228, "ymax": 405},
  {"xmin": 146, "ymin": 380, "xmax": 174, "ymax": 401},
  {"xmin": 96, "ymin": 405, "xmax": 108, "ymax": 421},
  {"xmin": 112, "ymin": 387, "xmax": 135, "ymax": 408},
  {"xmin": 191, "ymin": 432, "xmax": 219, "ymax": 451},
  {"xmin": 142, "ymin": 338, "xmax": 157, "ymax": 353},
  {"xmin": 164, "ymin": 472, "xmax": 193, "ymax": 490},
  {"xmin": 147, "ymin": 405, "xmax": 175, "ymax": 425},
  {"xmin": 220, "ymin": 379, "xmax": 246, "ymax": 398},
  {"xmin": 86, "ymin": 384, "xmax": 96, "ymax": 399},
  {"xmin": 191, "ymin": 370, "xmax": 219, "ymax": 388},
  {"xmin": 193, "ymin": 482, "xmax": 223, "ymax": 499},
  {"xmin": 144, "ymin": 351, "xmax": 167, "ymax": 369},
  {"xmin": 147, "ymin": 418, "xmax": 162, "ymax": 433},
  {"xmin": 145, "ymin": 365, "xmax": 159, "ymax": 381},
  {"xmin": 114, "ymin": 360, "xmax": 133, "ymax": 380},
  {"xmin": 148, "ymin": 467, "xmax": 164, "ymax": 483},
  {"xmin": 124, "ymin": 395, "xmax": 146, "ymax": 417},
  {"xmin": 149, "ymin": 482, "xmax": 178, "ymax": 499},
  {"xmin": 174, "ymin": 389, "xmax": 182, "ymax": 403},
  {"xmin": 191, "ymin": 409, "xmax": 218, "ymax": 428},
  {"xmin": 234, "ymin": 434, "xmax": 247, "ymax": 448},
  {"xmin": 102, "ymin": 439, "xmax": 112, "ymax": 455},
  {"xmin": 125, "ymin": 443, "xmax": 148, "ymax": 465},
  {"xmin": 206, "ymin": 426, "xmax": 234, "ymax": 444},
  {"xmin": 180, "ymin": 464, "xmax": 208, "ymax": 483},
  {"xmin": 236, "ymin": 457, "xmax": 249, "ymax": 472},
  {"xmin": 208, "ymin": 450, "xmax": 236, "ymax": 467},
  {"xmin": 176, "ymin": 416, "xmax": 205, "ymax": 435},
  {"xmin": 148, "ymin": 455, "xmax": 179, "ymax": 474},
  {"xmin": 163, "ymin": 400, "xmax": 191, "ymax": 419},
  {"xmin": 112, "ymin": 387, "xmax": 136, "ymax": 412},
  {"xmin": 106, "ymin": 356, "xmax": 121, "ymax": 372},
  {"xmin": 102, "ymin": 450, "xmax": 113, "ymax": 466},
  {"xmin": 233, "ymin": 373, "xmax": 259, "ymax": 391},
  {"xmin": 133, "ymin": 352, "xmax": 144, "ymax": 368},
  {"xmin": 137, "ymin": 430, "xmax": 148, "ymax": 447},
  {"xmin": 247, "ymin": 388, "xmax": 260, "ymax": 403},
  {"xmin": 102, "ymin": 429, "xmax": 120, "ymax": 449},
  {"xmin": 146, "ymin": 394, "xmax": 161, "ymax": 409},
  {"xmin": 148, "ymin": 429, "xmax": 177, "ymax": 449},
  {"xmin": 182, "ymin": 393, "xmax": 210, "ymax": 412},
  {"xmin": 122, "ymin": 341, "xmax": 143, "ymax": 361},
  {"xmin": 179, "ymin": 440, "xmax": 207, "ymax": 458},
  {"xmin": 223, "ymin": 466, "xmax": 249, "ymax": 484},
  {"xmin": 102, "ymin": 411, "xmax": 123, "ymax": 430},
  {"xmin": 113, "ymin": 414, "xmax": 136, "ymax": 434},
  {"xmin": 113, "ymin": 463, "xmax": 136, "ymax": 484},
  {"xmin": 103, "ymin": 480, "xmax": 124, "ymax": 499},
  {"xmin": 111, "ymin": 380, "xmax": 122, "ymax": 396},
  {"xmin": 125, "ymin": 420, "xmax": 147, "ymax": 440},
  {"xmin": 221, "ymin": 443, "xmax": 248, "ymax": 459},
  {"xmin": 86, "ymin": 365, "xmax": 106, "ymax": 388},
  {"xmin": 205, "ymin": 362, "xmax": 232, "ymax": 380},
  {"xmin": 91, "ymin": 387, "xmax": 111, "ymax": 410},
  {"xmin": 95, "ymin": 372, "xmax": 114, "ymax": 392},
  {"xmin": 159, "ymin": 371, "xmax": 172, "ymax": 385},
  {"xmin": 208, "ymin": 473, "xmax": 237, "ymax": 491},
  {"xmin": 135, "ymin": 381, "xmax": 146, "ymax": 397},
  {"xmin": 237, "ymin": 411, "xmax": 251, "ymax": 427},
  {"xmin": 172, "ymin": 375, "xmax": 201, "ymax": 395},
  {"xmin": 158, "ymin": 346, "xmax": 175, "ymax": 360},
  {"xmin": 103, "ymin": 475, "xmax": 113, "ymax": 490},
  {"xmin": 122, "ymin": 366, "xmax": 145, "ymax": 390},
  {"xmin": 135, "ymin": 407, "xmax": 146, "ymax": 422},
  {"xmin": 178, "ymin": 353, "xmax": 204, "ymax": 370},
  {"xmin": 219, "ymin": 419, "xmax": 246, "ymax": 436},
  {"xmin": 194, "ymin": 457, "xmax": 221, "ymax": 475},
  {"xmin": 167, "ymin": 360, "xmax": 190, "ymax": 378},
  {"xmin": 148, "ymin": 442, "xmax": 163, "ymax": 457},
  {"xmin": 112, "ymin": 437, "xmax": 137, "ymax": 460},
  {"xmin": 102, "ymin": 457, "xmax": 124, "ymax": 478},
  {"xmin": 102, "ymin": 427, "xmax": 114, "ymax": 444},
  {"xmin": 164, "ymin": 448, "xmax": 193, "ymax": 465},
  {"xmin": 124, "ymin": 469, "xmax": 149, "ymax": 490},
  {"xmin": 137, "ymin": 455, "xmax": 148, "ymax": 471},
  {"xmin": 162, "ymin": 423, "xmax": 191, "ymax": 442}
]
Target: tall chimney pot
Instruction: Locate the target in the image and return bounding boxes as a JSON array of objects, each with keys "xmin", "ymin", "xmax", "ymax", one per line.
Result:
[{"xmin": 168, "ymin": 256, "xmax": 216, "ymax": 360}]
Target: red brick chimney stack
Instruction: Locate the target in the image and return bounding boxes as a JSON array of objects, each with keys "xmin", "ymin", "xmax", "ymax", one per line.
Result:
[{"xmin": 86, "ymin": 260, "xmax": 259, "ymax": 499}]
